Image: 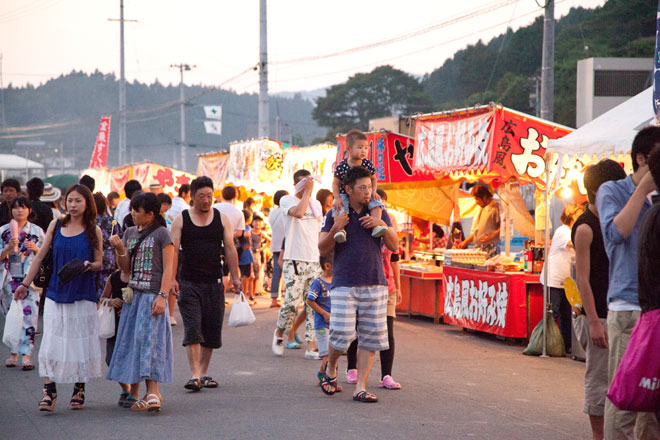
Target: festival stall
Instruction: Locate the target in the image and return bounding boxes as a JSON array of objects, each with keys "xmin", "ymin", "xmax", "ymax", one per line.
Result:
[
  {"xmin": 409, "ymin": 104, "xmax": 573, "ymax": 338},
  {"xmin": 336, "ymin": 131, "xmax": 461, "ymax": 323},
  {"xmin": 82, "ymin": 162, "xmax": 195, "ymax": 197},
  {"xmin": 197, "ymin": 151, "xmax": 230, "ymax": 190}
]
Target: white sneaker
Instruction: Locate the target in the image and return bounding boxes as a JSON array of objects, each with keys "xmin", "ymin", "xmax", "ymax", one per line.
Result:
[
  {"xmin": 272, "ymin": 329, "xmax": 284, "ymax": 356},
  {"xmin": 334, "ymin": 230, "xmax": 347, "ymax": 243},
  {"xmin": 305, "ymin": 350, "xmax": 321, "ymax": 360},
  {"xmin": 372, "ymin": 225, "xmax": 387, "ymax": 238}
]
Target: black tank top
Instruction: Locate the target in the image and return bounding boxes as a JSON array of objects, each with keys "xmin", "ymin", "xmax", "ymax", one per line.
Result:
[
  {"xmin": 180, "ymin": 209, "xmax": 224, "ymax": 282},
  {"xmin": 571, "ymin": 207, "xmax": 609, "ymax": 319}
]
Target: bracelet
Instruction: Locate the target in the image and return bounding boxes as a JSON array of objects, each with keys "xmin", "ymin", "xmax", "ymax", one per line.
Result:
[
  {"xmin": 20, "ymin": 283, "xmax": 29, "ymax": 288},
  {"xmin": 117, "ymin": 251, "xmax": 127, "ymax": 257}
]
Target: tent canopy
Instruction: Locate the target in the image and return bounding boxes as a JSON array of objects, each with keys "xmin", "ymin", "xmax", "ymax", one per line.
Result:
[
  {"xmin": 547, "ymin": 87, "xmax": 653, "ymax": 158},
  {"xmin": 0, "ymin": 154, "xmax": 44, "ymax": 169}
]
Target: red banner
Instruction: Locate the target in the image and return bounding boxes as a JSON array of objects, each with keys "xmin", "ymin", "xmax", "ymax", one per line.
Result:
[
  {"xmin": 442, "ymin": 266, "xmax": 529, "ymax": 338},
  {"xmin": 336, "ymin": 132, "xmax": 436, "ymax": 186},
  {"xmin": 413, "ymin": 108, "xmax": 572, "ymax": 189},
  {"xmin": 89, "ymin": 116, "xmax": 111, "ymax": 169}
]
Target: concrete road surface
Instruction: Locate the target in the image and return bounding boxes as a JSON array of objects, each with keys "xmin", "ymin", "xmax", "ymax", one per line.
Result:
[{"xmin": 0, "ymin": 297, "xmax": 590, "ymax": 440}]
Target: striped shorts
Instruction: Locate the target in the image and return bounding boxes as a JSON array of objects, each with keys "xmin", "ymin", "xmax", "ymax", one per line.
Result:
[{"xmin": 329, "ymin": 285, "xmax": 389, "ymax": 352}]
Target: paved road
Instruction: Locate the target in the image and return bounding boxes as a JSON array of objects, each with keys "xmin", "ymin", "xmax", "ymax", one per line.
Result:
[{"xmin": 0, "ymin": 297, "xmax": 590, "ymax": 440}]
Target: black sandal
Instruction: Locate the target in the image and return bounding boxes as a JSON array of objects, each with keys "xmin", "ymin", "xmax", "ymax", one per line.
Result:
[
  {"xmin": 320, "ymin": 374, "xmax": 337, "ymax": 396},
  {"xmin": 118, "ymin": 391, "xmax": 129, "ymax": 406},
  {"xmin": 184, "ymin": 378, "xmax": 202, "ymax": 392},
  {"xmin": 70, "ymin": 383, "xmax": 85, "ymax": 410},
  {"xmin": 200, "ymin": 376, "xmax": 218, "ymax": 388},
  {"xmin": 39, "ymin": 384, "xmax": 57, "ymax": 412},
  {"xmin": 353, "ymin": 390, "xmax": 378, "ymax": 403}
]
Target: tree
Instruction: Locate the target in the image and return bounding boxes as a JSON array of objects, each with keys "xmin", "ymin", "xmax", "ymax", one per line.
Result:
[{"xmin": 312, "ymin": 65, "xmax": 432, "ymax": 137}]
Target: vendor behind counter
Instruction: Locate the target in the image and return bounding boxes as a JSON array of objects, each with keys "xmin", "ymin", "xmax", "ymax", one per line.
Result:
[{"xmin": 459, "ymin": 185, "xmax": 501, "ymax": 258}]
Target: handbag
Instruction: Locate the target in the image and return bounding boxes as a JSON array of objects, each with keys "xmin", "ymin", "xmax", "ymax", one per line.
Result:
[
  {"xmin": 607, "ymin": 309, "xmax": 660, "ymax": 412},
  {"xmin": 97, "ymin": 298, "xmax": 116, "ymax": 339},
  {"xmin": 2, "ymin": 299, "xmax": 23, "ymax": 350},
  {"xmin": 121, "ymin": 225, "xmax": 159, "ymax": 305},
  {"xmin": 34, "ymin": 219, "xmax": 61, "ymax": 289},
  {"xmin": 228, "ymin": 292, "xmax": 256, "ymax": 327}
]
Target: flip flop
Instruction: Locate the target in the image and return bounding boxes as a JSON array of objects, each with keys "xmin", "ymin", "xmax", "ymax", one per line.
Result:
[
  {"xmin": 21, "ymin": 361, "xmax": 34, "ymax": 371},
  {"xmin": 5, "ymin": 359, "xmax": 17, "ymax": 368},
  {"xmin": 320, "ymin": 374, "xmax": 337, "ymax": 396},
  {"xmin": 200, "ymin": 376, "xmax": 218, "ymax": 388},
  {"xmin": 353, "ymin": 390, "xmax": 378, "ymax": 403}
]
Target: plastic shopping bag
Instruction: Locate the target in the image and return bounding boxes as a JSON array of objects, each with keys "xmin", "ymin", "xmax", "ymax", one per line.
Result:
[
  {"xmin": 228, "ymin": 292, "xmax": 256, "ymax": 327},
  {"xmin": 2, "ymin": 300, "xmax": 23, "ymax": 350},
  {"xmin": 523, "ymin": 309, "xmax": 566, "ymax": 357},
  {"xmin": 607, "ymin": 309, "xmax": 660, "ymax": 412},
  {"xmin": 97, "ymin": 299, "xmax": 116, "ymax": 339}
]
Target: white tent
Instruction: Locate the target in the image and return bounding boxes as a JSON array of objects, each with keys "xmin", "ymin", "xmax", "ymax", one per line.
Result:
[
  {"xmin": 0, "ymin": 154, "xmax": 44, "ymax": 170},
  {"xmin": 547, "ymin": 87, "xmax": 654, "ymax": 158}
]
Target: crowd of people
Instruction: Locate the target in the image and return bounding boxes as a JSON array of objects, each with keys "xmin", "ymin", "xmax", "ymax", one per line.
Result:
[{"xmin": 2, "ymin": 126, "xmax": 660, "ymax": 432}]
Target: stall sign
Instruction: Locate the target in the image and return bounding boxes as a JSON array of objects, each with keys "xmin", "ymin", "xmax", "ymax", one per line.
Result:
[
  {"xmin": 197, "ymin": 152, "xmax": 230, "ymax": 188},
  {"xmin": 282, "ymin": 144, "xmax": 336, "ymax": 189},
  {"xmin": 336, "ymin": 132, "xmax": 435, "ymax": 185},
  {"xmin": 227, "ymin": 139, "xmax": 285, "ymax": 191},
  {"xmin": 442, "ymin": 266, "xmax": 528, "ymax": 338}
]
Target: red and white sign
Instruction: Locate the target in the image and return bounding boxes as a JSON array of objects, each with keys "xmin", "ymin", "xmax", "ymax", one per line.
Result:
[
  {"xmin": 89, "ymin": 116, "xmax": 111, "ymax": 169},
  {"xmin": 442, "ymin": 266, "xmax": 531, "ymax": 338}
]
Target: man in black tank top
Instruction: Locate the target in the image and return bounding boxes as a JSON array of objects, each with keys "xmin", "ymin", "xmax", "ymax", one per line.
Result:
[{"xmin": 170, "ymin": 176, "xmax": 242, "ymax": 392}]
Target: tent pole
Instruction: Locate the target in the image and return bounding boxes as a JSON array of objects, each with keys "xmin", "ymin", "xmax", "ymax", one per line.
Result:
[{"xmin": 541, "ymin": 155, "xmax": 551, "ymax": 358}]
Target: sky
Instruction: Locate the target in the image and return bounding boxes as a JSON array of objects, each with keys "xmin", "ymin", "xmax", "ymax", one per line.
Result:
[{"xmin": 1, "ymin": 0, "xmax": 607, "ymax": 95}]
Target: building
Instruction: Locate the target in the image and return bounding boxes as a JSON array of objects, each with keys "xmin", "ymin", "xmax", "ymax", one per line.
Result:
[{"xmin": 576, "ymin": 57, "xmax": 652, "ymax": 128}]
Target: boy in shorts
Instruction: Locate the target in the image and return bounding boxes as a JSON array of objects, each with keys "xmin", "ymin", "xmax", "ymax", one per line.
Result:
[
  {"xmin": 306, "ymin": 254, "xmax": 341, "ymax": 392},
  {"xmin": 332, "ymin": 129, "xmax": 386, "ymax": 243}
]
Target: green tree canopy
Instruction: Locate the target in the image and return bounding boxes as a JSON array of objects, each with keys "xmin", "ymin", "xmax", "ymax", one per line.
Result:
[{"xmin": 312, "ymin": 65, "xmax": 432, "ymax": 137}]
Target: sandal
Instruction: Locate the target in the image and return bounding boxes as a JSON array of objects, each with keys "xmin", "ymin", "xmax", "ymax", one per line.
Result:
[
  {"xmin": 118, "ymin": 391, "xmax": 129, "ymax": 406},
  {"xmin": 69, "ymin": 383, "xmax": 85, "ymax": 410},
  {"xmin": 5, "ymin": 358, "xmax": 16, "ymax": 368},
  {"xmin": 184, "ymin": 378, "xmax": 202, "ymax": 392},
  {"xmin": 21, "ymin": 361, "xmax": 34, "ymax": 371},
  {"xmin": 317, "ymin": 371, "xmax": 342, "ymax": 392},
  {"xmin": 353, "ymin": 390, "xmax": 378, "ymax": 403},
  {"xmin": 123, "ymin": 396, "xmax": 138, "ymax": 409},
  {"xmin": 284, "ymin": 340, "xmax": 301, "ymax": 350},
  {"xmin": 130, "ymin": 398, "xmax": 149, "ymax": 411},
  {"xmin": 145, "ymin": 393, "xmax": 161, "ymax": 412},
  {"xmin": 320, "ymin": 374, "xmax": 338, "ymax": 396},
  {"xmin": 200, "ymin": 376, "xmax": 218, "ymax": 388},
  {"xmin": 379, "ymin": 375, "xmax": 401, "ymax": 390},
  {"xmin": 39, "ymin": 384, "xmax": 57, "ymax": 412}
]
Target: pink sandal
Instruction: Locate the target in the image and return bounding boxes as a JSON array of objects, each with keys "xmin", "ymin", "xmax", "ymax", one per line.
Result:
[
  {"xmin": 345, "ymin": 369, "xmax": 358, "ymax": 384},
  {"xmin": 379, "ymin": 375, "xmax": 401, "ymax": 390}
]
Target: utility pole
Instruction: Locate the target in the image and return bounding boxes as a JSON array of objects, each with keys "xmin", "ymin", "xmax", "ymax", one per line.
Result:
[
  {"xmin": 170, "ymin": 63, "xmax": 195, "ymax": 171},
  {"xmin": 540, "ymin": 0, "xmax": 554, "ymax": 121},
  {"xmin": 258, "ymin": 0, "xmax": 269, "ymax": 139},
  {"xmin": 0, "ymin": 53, "xmax": 6, "ymax": 128}
]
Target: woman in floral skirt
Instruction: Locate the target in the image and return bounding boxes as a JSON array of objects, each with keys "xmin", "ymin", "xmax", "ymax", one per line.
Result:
[
  {"xmin": 107, "ymin": 192, "xmax": 174, "ymax": 413},
  {"xmin": 94, "ymin": 192, "xmax": 121, "ymax": 299},
  {"xmin": 0, "ymin": 197, "xmax": 44, "ymax": 370}
]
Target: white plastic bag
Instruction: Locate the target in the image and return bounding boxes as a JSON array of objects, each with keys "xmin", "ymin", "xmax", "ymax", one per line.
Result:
[
  {"xmin": 228, "ymin": 292, "xmax": 256, "ymax": 327},
  {"xmin": 2, "ymin": 299, "xmax": 23, "ymax": 350},
  {"xmin": 97, "ymin": 299, "xmax": 116, "ymax": 339}
]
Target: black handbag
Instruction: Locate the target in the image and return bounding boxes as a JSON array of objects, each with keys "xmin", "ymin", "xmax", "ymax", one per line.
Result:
[{"xmin": 34, "ymin": 219, "xmax": 61, "ymax": 289}]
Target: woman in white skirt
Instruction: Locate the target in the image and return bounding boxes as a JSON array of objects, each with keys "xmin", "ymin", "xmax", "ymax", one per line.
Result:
[{"xmin": 15, "ymin": 184, "xmax": 103, "ymax": 412}]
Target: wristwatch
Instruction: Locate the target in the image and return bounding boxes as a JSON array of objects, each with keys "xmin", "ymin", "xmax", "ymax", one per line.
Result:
[{"xmin": 157, "ymin": 291, "xmax": 168, "ymax": 299}]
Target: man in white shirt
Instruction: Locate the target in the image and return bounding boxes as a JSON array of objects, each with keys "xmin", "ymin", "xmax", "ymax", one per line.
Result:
[
  {"xmin": 167, "ymin": 184, "xmax": 191, "ymax": 219},
  {"xmin": 213, "ymin": 186, "xmax": 246, "ymax": 291},
  {"xmin": 268, "ymin": 190, "xmax": 289, "ymax": 308},
  {"xmin": 114, "ymin": 180, "xmax": 142, "ymax": 229},
  {"xmin": 272, "ymin": 170, "xmax": 322, "ymax": 359}
]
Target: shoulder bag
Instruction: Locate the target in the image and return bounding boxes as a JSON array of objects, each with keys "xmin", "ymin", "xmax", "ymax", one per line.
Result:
[{"xmin": 34, "ymin": 219, "xmax": 61, "ymax": 289}]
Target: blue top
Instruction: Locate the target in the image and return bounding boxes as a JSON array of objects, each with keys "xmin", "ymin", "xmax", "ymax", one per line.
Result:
[
  {"xmin": 321, "ymin": 206, "xmax": 391, "ymax": 289},
  {"xmin": 46, "ymin": 228, "xmax": 96, "ymax": 304},
  {"xmin": 307, "ymin": 277, "xmax": 331, "ymax": 329},
  {"xmin": 238, "ymin": 226, "xmax": 254, "ymax": 266},
  {"xmin": 596, "ymin": 174, "xmax": 650, "ymax": 306}
]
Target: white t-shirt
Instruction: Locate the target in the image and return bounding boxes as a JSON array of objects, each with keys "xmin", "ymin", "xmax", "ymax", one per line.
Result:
[
  {"xmin": 213, "ymin": 201, "xmax": 245, "ymax": 232},
  {"xmin": 167, "ymin": 197, "xmax": 189, "ymax": 219},
  {"xmin": 279, "ymin": 195, "xmax": 321, "ymax": 263},
  {"xmin": 269, "ymin": 207, "xmax": 285, "ymax": 253},
  {"xmin": 542, "ymin": 224, "xmax": 574, "ymax": 288},
  {"xmin": 114, "ymin": 199, "xmax": 131, "ymax": 227}
]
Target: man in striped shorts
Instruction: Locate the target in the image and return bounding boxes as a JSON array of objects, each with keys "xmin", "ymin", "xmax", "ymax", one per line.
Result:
[{"xmin": 318, "ymin": 166, "xmax": 399, "ymax": 403}]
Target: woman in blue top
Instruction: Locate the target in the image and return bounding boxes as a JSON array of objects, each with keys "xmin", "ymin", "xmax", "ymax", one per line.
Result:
[{"xmin": 15, "ymin": 184, "xmax": 103, "ymax": 412}]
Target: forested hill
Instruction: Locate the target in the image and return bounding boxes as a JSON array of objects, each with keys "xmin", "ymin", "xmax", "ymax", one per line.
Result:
[
  {"xmin": 422, "ymin": 0, "xmax": 657, "ymax": 127},
  {"xmin": 0, "ymin": 71, "xmax": 324, "ymax": 172}
]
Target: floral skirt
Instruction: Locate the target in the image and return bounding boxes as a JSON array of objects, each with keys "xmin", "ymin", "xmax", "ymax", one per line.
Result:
[
  {"xmin": 106, "ymin": 291, "xmax": 173, "ymax": 384},
  {"xmin": 38, "ymin": 298, "xmax": 103, "ymax": 383}
]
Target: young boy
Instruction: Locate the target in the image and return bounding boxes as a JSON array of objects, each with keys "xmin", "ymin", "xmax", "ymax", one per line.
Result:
[
  {"xmin": 306, "ymin": 254, "xmax": 342, "ymax": 392},
  {"xmin": 250, "ymin": 215, "xmax": 270, "ymax": 297},
  {"xmin": 239, "ymin": 209, "xmax": 256, "ymax": 305},
  {"xmin": 332, "ymin": 128, "xmax": 385, "ymax": 243}
]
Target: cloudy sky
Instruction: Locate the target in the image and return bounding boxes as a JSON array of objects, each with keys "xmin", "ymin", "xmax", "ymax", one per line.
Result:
[{"xmin": 1, "ymin": 0, "xmax": 606, "ymax": 94}]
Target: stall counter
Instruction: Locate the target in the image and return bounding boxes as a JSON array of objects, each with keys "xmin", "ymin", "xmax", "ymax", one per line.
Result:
[{"xmin": 397, "ymin": 265, "xmax": 443, "ymax": 324}]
